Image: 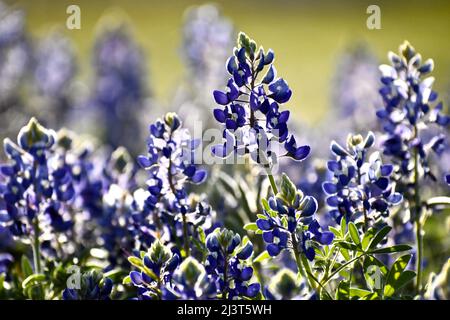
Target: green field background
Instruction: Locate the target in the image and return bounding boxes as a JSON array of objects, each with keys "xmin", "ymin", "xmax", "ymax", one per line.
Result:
[{"xmin": 6, "ymin": 0, "xmax": 450, "ymax": 125}]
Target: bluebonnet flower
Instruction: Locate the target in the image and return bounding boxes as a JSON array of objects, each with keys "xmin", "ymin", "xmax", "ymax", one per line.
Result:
[
  {"xmin": 62, "ymin": 270, "xmax": 112, "ymax": 300},
  {"xmin": 173, "ymin": 4, "xmax": 235, "ymax": 133},
  {"xmin": 33, "ymin": 31, "xmax": 76, "ymax": 126},
  {"xmin": 331, "ymin": 43, "xmax": 382, "ymax": 132},
  {"xmin": 255, "ymin": 174, "xmax": 333, "ymax": 261},
  {"xmin": 0, "ymin": 1, "xmax": 32, "ymax": 140},
  {"xmin": 323, "ymin": 132, "xmax": 402, "ymax": 229},
  {"xmin": 90, "ymin": 24, "xmax": 148, "ymax": 154},
  {"xmin": 212, "ymin": 32, "xmax": 310, "ymax": 169},
  {"xmin": 204, "ymin": 228, "xmax": 260, "ymax": 299},
  {"xmin": 137, "ymin": 113, "xmax": 209, "ymax": 256},
  {"xmin": 377, "ymin": 42, "xmax": 449, "ymax": 290},
  {"xmin": 0, "ymin": 118, "xmax": 82, "ymax": 271},
  {"xmin": 126, "ymin": 239, "xmax": 180, "ymax": 300},
  {"xmin": 162, "ymin": 257, "xmax": 217, "ymax": 300},
  {"xmin": 377, "ymin": 41, "xmax": 448, "ymax": 191}
]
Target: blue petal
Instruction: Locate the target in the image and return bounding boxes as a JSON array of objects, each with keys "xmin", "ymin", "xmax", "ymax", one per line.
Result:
[
  {"xmin": 213, "ymin": 109, "xmax": 227, "ymax": 123},
  {"xmin": 267, "ymin": 244, "xmax": 281, "ymax": 257},
  {"xmin": 322, "ymin": 182, "xmax": 337, "ymax": 194},
  {"xmin": 130, "ymin": 271, "xmax": 143, "ymax": 286},
  {"xmin": 301, "ymin": 196, "xmax": 318, "ymax": 216},
  {"xmin": 380, "ymin": 164, "xmax": 394, "ymax": 176},
  {"xmin": 213, "ymin": 90, "xmax": 229, "ymax": 105},
  {"xmin": 191, "ymin": 170, "xmax": 207, "ymax": 184}
]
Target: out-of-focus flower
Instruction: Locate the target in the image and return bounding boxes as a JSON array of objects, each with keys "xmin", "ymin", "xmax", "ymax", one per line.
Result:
[
  {"xmin": 90, "ymin": 24, "xmax": 148, "ymax": 154},
  {"xmin": 32, "ymin": 31, "xmax": 77, "ymax": 126}
]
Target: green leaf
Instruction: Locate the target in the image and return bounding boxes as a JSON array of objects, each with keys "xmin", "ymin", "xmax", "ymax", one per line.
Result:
[
  {"xmin": 348, "ymin": 222, "xmax": 360, "ymax": 245},
  {"xmin": 349, "ymin": 287, "xmax": 373, "ymax": 298},
  {"xmin": 122, "ymin": 275, "xmax": 131, "ymax": 285},
  {"xmin": 244, "ymin": 223, "xmax": 258, "ymax": 232},
  {"xmin": 384, "ymin": 254, "xmax": 412, "ymax": 297},
  {"xmin": 336, "ymin": 241, "xmax": 363, "ymax": 252},
  {"xmin": 253, "ymin": 251, "xmax": 271, "ymax": 263},
  {"xmin": 22, "ymin": 274, "xmax": 46, "ymax": 289},
  {"xmin": 329, "ymin": 226, "xmax": 341, "ymax": 238},
  {"xmin": 21, "ymin": 256, "xmax": 33, "ymax": 278},
  {"xmin": 386, "ymin": 270, "xmax": 415, "ymax": 296},
  {"xmin": 368, "ymin": 225, "xmax": 392, "ymax": 250},
  {"xmin": 370, "ymin": 245, "xmax": 412, "ymax": 254},
  {"xmin": 360, "ymin": 292, "xmax": 379, "ymax": 300},
  {"xmin": 261, "ymin": 198, "xmax": 270, "ymax": 211},
  {"xmin": 361, "ymin": 228, "xmax": 376, "ymax": 251},
  {"xmin": 363, "ymin": 255, "xmax": 388, "ymax": 276},
  {"xmin": 340, "ymin": 216, "xmax": 347, "ymax": 236},
  {"xmin": 128, "ymin": 256, "xmax": 143, "ymax": 268},
  {"xmin": 336, "ymin": 281, "xmax": 350, "ymax": 300}
]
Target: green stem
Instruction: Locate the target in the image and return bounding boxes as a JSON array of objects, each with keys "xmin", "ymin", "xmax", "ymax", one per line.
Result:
[
  {"xmin": 321, "ymin": 253, "xmax": 367, "ymax": 288},
  {"xmin": 267, "ymin": 173, "xmax": 278, "ymax": 195},
  {"xmin": 31, "ymin": 218, "xmax": 42, "ymax": 274}
]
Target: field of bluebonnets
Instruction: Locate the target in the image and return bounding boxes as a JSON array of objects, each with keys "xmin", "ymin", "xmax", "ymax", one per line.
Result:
[{"xmin": 0, "ymin": 0, "xmax": 449, "ymax": 300}]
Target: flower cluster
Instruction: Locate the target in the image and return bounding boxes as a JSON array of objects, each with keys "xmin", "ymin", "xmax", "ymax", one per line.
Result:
[
  {"xmin": 137, "ymin": 113, "xmax": 210, "ymax": 255},
  {"xmin": 323, "ymin": 132, "xmax": 403, "ymax": 228},
  {"xmin": 62, "ymin": 270, "xmax": 113, "ymax": 300},
  {"xmin": 377, "ymin": 41, "xmax": 448, "ymax": 187},
  {"xmin": 91, "ymin": 24, "xmax": 148, "ymax": 154},
  {"xmin": 127, "ymin": 239, "xmax": 180, "ymax": 300},
  {"xmin": 0, "ymin": 118, "xmax": 75, "ymax": 241},
  {"xmin": 205, "ymin": 228, "xmax": 260, "ymax": 299},
  {"xmin": 212, "ymin": 32, "xmax": 310, "ymax": 168},
  {"xmin": 255, "ymin": 174, "xmax": 333, "ymax": 261}
]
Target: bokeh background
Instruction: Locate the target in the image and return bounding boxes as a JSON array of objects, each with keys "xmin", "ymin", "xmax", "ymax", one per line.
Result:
[{"xmin": 4, "ymin": 0, "xmax": 450, "ymax": 124}]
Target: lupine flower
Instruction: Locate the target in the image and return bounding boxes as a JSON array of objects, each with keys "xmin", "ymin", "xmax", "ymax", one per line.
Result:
[
  {"xmin": 331, "ymin": 43, "xmax": 382, "ymax": 132},
  {"xmin": 212, "ymin": 32, "xmax": 310, "ymax": 168},
  {"xmin": 0, "ymin": 118, "xmax": 76, "ymax": 241},
  {"xmin": 62, "ymin": 270, "xmax": 112, "ymax": 300},
  {"xmin": 162, "ymin": 256, "xmax": 217, "ymax": 300},
  {"xmin": 137, "ymin": 113, "xmax": 209, "ymax": 255},
  {"xmin": 256, "ymin": 174, "xmax": 333, "ymax": 261},
  {"xmin": 0, "ymin": 1, "xmax": 31, "ymax": 140},
  {"xmin": 377, "ymin": 41, "xmax": 448, "ymax": 194},
  {"xmin": 33, "ymin": 31, "xmax": 77, "ymax": 126},
  {"xmin": 204, "ymin": 228, "xmax": 260, "ymax": 299},
  {"xmin": 323, "ymin": 132, "xmax": 402, "ymax": 228},
  {"xmin": 90, "ymin": 24, "xmax": 148, "ymax": 154},
  {"xmin": 126, "ymin": 239, "xmax": 180, "ymax": 300}
]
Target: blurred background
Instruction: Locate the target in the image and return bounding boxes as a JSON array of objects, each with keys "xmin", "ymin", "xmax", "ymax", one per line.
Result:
[{"xmin": 2, "ymin": 0, "xmax": 450, "ymax": 141}]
